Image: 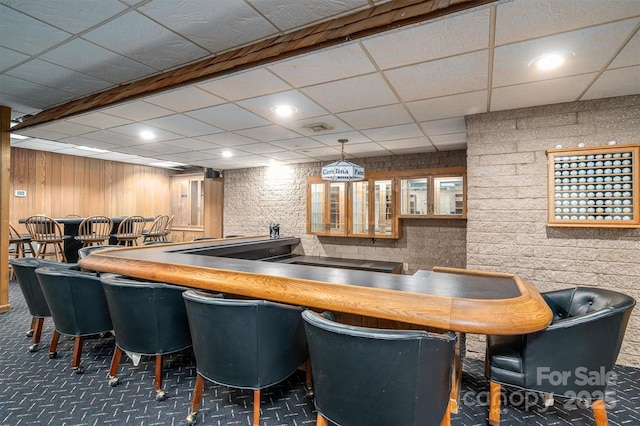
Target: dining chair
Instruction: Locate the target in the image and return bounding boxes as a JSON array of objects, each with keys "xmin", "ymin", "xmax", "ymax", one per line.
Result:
[
  {"xmin": 36, "ymin": 267, "xmax": 113, "ymax": 374},
  {"xmin": 142, "ymin": 215, "xmax": 169, "ymax": 243},
  {"xmin": 24, "ymin": 215, "xmax": 68, "ymax": 262},
  {"xmin": 10, "ymin": 257, "xmax": 78, "ymax": 352},
  {"xmin": 8, "ymin": 224, "xmax": 35, "ymax": 280},
  {"xmin": 182, "ymin": 291, "xmax": 309, "ymax": 426},
  {"xmin": 485, "ymin": 287, "xmax": 635, "ymax": 426},
  {"xmin": 302, "ymin": 310, "xmax": 456, "ymax": 426},
  {"xmin": 75, "ymin": 215, "xmax": 114, "ymax": 247},
  {"xmin": 163, "ymin": 214, "xmax": 174, "ymax": 241},
  {"xmin": 100, "ymin": 275, "xmax": 192, "ymax": 401},
  {"xmin": 113, "ymin": 215, "xmax": 146, "ymax": 246}
]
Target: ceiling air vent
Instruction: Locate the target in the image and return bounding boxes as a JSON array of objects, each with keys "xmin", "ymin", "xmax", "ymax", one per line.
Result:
[{"xmin": 303, "ymin": 122, "xmax": 334, "ymax": 132}]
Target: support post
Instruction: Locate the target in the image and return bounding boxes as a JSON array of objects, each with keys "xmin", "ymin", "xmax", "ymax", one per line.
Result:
[{"xmin": 1, "ymin": 105, "xmax": 12, "ymax": 313}]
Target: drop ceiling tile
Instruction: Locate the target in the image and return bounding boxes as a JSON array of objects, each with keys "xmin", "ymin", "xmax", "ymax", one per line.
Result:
[
  {"xmin": 406, "ymin": 90, "xmax": 487, "ymax": 121},
  {"xmin": 0, "ymin": 46, "xmax": 29, "ymax": 71},
  {"xmin": 143, "ymin": 114, "xmax": 224, "ymax": 137},
  {"xmin": 114, "ymin": 145, "xmax": 158, "ymax": 156},
  {"xmin": 145, "ymin": 87, "xmax": 226, "ymax": 112},
  {"xmin": 378, "ymin": 137, "xmax": 433, "ymax": 152},
  {"xmin": 200, "ymin": 147, "xmax": 252, "ymax": 158},
  {"xmin": 268, "ymin": 42, "xmax": 376, "ymax": 87},
  {"xmin": 342, "ymin": 142, "xmax": 388, "ymax": 156},
  {"xmin": 30, "ymin": 121, "xmax": 99, "ymax": 137},
  {"xmin": 101, "ymin": 101, "xmax": 175, "ymax": 121},
  {"xmin": 362, "ymin": 6, "xmax": 490, "ymax": 69},
  {"xmin": 235, "ymin": 143, "xmax": 285, "ymax": 154},
  {"xmin": 58, "ymin": 137, "xmax": 121, "ymax": 151},
  {"xmin": 235, "ymin": 125, "xmax": 302, "ymax": 142},
  {"xmin": 250, "ymin": 0, "xmax": 368, "ymax": 31},
  {"xmin": 168, "ymin": 151, "xmax": 217, "ymax": 161},
  {"xmin": 493, "ymin": 20, "xmax": 639, "ymax": 87},
  {"xmin": 237, "ymin": 90, "xmax": 328, "ymax": 121},
  {"xmin": 161, "ymin": 138, "xmax": 223, "ymax": 151},
  {"xmin": 138, "ymin": 142, "xmax": 189, "ymax": 155},
  {"xmin": 186, "ymin": 104, "xmax": 270, "ymax": 131},
  {"xmin": 312, "ymin": 131, "xmax": 370, "ymax": 146},
  {"xmin": 337, "ymin": 104, "xmax": 413, "ymax": 130},
  {"xmin": 264, "ymin": 150, "xmax": 313, "ymax": 161},
  {"xmin": 420, "ymin": 117, "xmax": 467, "ymax": 136},
  {"xmin": 430, "ymin": 133, "xmax": 467, "ymax": 145},
  {"xmin": 302, "ymin": 73, "xmax": 398, "ymax": 113},
  {"xmin": 139, "ymin": 0, "xmax": 277, "ymax": 52},
  {"xmin": 361, "ymin": 123, "xmax": 424, "ymax": 141},
  {"xmin": 269, "ymin": 137, "xmax": 326, "ymax": 150},
  {"xmin": 109, "ymin": 123, "xmax": 183, "ymax": 142},
  {"xmin": 195, "ymin": 132, "xmax": 259, "ymax": 147},
  {"xmin": 17, "ymin": 127, "xmax": 70, "ymax": 140},
  {"xmin": 67, "ymin": 112, "xmax": 133, "ymax": 129},
  {"xmin": 385, "ymin": 50, "xmax": 488, "ymax": 102},
  {"xmin": 197, "ymin": 68, "xmax": 292, "ymax": 101},
  {"xmin": 40, "ymin": 38, "xmax": 156, "ymax": 84},
  {"xmin": 1, "ymin": 93, "xmax": 48, "ymax": 117},
  {"xmin": 491, "ymin": 74, "xmax": 596, "ymax": 111},
  {"xmin": 609, "ymin": 31, "xmax": 640, "ymax": 69},
  {"xmin": 495, "ymin": 0, "xmax": 640, "ymax": 46},
  {"xmin": 582, "ymin": 66, "xmax": 640, "ymax": 101},
  {"xmin": 6, "ymin": 58, "xmax": 113, "ymax": 96},
  {"xmin": 11, "ymin": 138, "xmax": 72, "ymax": 151},
  {"xmin": 297, "ymin": 146, "xmax": 342, "ymax": 161},
  {"xmin": 0, "ymin": 75, "xmax": 77, "ymax": 105},
  {"xmin": 80, "ymin": 130, "xmax": 140, "ymax": 146},
  {"xmin": 2, "ymin": 0, "xmax": 127, "ymax": 33},
  {"xmin": 81, "ymin": 10, "xmax": 208, "ymax": 70},
  {"xmin": 0, "ymin": 5, "xmax": 71, "ymax": 55}
]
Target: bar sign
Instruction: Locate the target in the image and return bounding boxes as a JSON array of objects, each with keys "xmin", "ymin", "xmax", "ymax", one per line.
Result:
[{"xmin": 14, "ymin": 190, "xmax": 26, "ymax": 197}]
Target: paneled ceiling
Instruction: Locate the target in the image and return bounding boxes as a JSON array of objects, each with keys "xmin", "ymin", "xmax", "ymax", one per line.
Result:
[{"xmin": 2, "ymin": 0, "xmax": 639, "ymax": 170}]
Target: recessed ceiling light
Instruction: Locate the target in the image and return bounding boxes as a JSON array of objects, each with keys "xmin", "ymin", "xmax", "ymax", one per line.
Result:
[
  {"xmin": 222, "ymin": 150, "xmax": 233, "ymax": 158},
  {"xmin": 529, "ymin": 51, "xmax": 575, "ymax": 71},
  {"xmin": 271, "ymin": 105, "xmax": 297, "ymax": 118},
  {"xmin": 149, "ymin": 161, "xmax": 187, "ymax": 169},
  {"xmin": 140, "ymin": 130, "xmax": 155, "ymax": 140}
]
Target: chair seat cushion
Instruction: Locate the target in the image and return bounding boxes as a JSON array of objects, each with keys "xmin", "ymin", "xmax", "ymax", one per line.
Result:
[{"xmin": 488, "ymin": 335, "xmax": 523, "ymax": 373}]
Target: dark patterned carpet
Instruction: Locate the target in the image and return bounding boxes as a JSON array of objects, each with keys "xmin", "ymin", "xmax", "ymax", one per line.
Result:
[{"xmin": 1, "ymin": 280, "xmax": 638, "ymax": 425}]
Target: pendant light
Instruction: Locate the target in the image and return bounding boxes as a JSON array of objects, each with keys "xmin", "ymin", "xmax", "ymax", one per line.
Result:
[{"xmin": 321, "ymin": 139, "xmax": 365, "ymax": 182}]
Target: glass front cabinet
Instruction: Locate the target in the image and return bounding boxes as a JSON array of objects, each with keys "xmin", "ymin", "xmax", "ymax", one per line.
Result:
[{"xmin": 307, "ymin": 167, "xmax": 465, "ymax": 238}]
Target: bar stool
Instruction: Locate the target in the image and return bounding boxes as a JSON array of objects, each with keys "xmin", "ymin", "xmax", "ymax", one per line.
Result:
[
  {"xmin": 24, "ymin": 215, "xmax": 68, "ymax": 262},
  {"xmin": 113, "ymin": 215, "xmax": 146, "ymax": 246},
  {"xmin": 75, "ymin": 215, "xmax": 113, "ymax": 247},
  {"xmin": 9, "ymin": 224, "xmax": 35, "ymax": 280}
]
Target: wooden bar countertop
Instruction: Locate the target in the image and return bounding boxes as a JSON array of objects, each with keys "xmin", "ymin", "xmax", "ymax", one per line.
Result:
[{"xmin": 79, "ymin": 236, "xmax": 552, "ymax": 335}]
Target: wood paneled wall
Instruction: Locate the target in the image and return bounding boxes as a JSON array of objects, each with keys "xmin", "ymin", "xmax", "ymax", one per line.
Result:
[{"xmin": 9, "ymin": 148, "xmax": 171, "ymax": 233}]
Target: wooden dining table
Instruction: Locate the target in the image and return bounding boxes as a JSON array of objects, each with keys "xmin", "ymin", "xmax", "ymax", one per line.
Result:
[{"xmin": 79, "ymin": 235, "xmax": 553, "ymax": 413}]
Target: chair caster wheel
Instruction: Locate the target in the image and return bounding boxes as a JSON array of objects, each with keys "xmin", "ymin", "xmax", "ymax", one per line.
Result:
[
  {"xmin": 108, "ymin": 377, "xmax": 119, "ymax": 387},
  {"xmin": 186, "ymin": 414, "xmax": 197, "ymax": 425},
  {"xmin": 155, "ymin": 390, "xmax": 167, "ymax": 401},
  {"xmin": 49, "ymin": 351, "xmax": 57, "ymax": 359},
  {"xmin": 74, "ymin": 365, "xmax": 85, "ymax": 374},
  {"xmin": 28, "ymin": 344, "xmax": 38, "ymax": 352},
  {"xmin": 26, "ymin": 329, "xmax": 34, "ymax": 337}
]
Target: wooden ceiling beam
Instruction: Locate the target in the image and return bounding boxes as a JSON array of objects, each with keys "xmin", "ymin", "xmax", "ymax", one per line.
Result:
[{"xmin": 14, "ymin": 0, "xmax": 498, "ymax": 131}]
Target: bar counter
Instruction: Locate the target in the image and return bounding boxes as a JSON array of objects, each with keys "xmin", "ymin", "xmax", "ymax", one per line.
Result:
[{"xmin": 79, "ymin": 236, "xmax": 552, "ymax": 335}]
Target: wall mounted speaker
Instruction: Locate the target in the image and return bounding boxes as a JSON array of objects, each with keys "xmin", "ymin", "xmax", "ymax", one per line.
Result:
[{"xmin": 205, "ymin": 168, "xmax": 222, "ymax": 179}]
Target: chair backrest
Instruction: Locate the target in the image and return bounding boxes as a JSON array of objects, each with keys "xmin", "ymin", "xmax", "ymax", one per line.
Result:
[
  {"xmin": 8, "ymin": 224, "xmax": 23, "ymax": 243},
  {"xmin": 302, "ymin": 310, "xmax": 456, "ymax": 426},
  {"xmin": 10, "ymin": 258, "xmax": 78, "ymax": 317},
  {"xmin": 78, "ymin": 215, "xmax": 113, "ymax": 239},
  {"xmin": 182, "ymin": 290, "xmax": 308, "ymax": 389},
  {"xmin": 25, "ymin": 215, "xmax": 64, "ymax": 241},
  {"xmin": 116, "ymin": 216, "xmax": 146, "ymax": 236},
  {"xmin": 35, "ymin": 267, "xmax": 112, "ymax": 336},
  {"xmin": 521, "ymin": 287, "xmax": 636, "ymax": 394},
  {"xmin": 164, "ymin": 215, "xmax": 174, "ymax": 237},
  {"xmin": 101, "ymin": 276, "xmax": 191, "ymax": 355},
  {"xmin": 147, "ymin": 215, "xmax": 169, "ymax": 236}
]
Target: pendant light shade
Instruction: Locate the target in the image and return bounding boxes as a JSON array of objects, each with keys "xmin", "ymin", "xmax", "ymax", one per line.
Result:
[{"xmin": 321, "ymin": 139, "xmax": 365, "ymax": 182}]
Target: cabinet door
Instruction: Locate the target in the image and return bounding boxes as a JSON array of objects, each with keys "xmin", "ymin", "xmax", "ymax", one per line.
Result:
[
  {"xmin": 328, "ymin": 182, "xmax": 347, "ymax": 235},
  {"xmin": 351, "ymin": 180, "xmax": 369, "ymax": 236},
  {"xmin": 400, "ymin": 178, "xmax": 428, "ymax": 215},
  {"xmin": 373, "ymin": 179, "xmax": 394, "ymax": 237},
  {"xmin": 433, "ymin": 176, "xmax": 465, "ymax": 216},
  {"xmin": 308, "ymin": 182, "xmax": 326, "ymax": 234}
]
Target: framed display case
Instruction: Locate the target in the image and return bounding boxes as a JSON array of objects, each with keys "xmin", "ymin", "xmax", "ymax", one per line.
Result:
[{"xmin": 547, "ymin": 143, "xmax": 639, "ymax": 228}]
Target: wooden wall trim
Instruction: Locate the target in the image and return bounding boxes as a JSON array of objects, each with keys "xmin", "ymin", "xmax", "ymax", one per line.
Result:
[
  {"xmin": 1, "ymin": 106, "xmax": 11, "ymax": 312},
  {"xmin": 13, "ymin": 0, "xmax": 498, "ymax": 130}
]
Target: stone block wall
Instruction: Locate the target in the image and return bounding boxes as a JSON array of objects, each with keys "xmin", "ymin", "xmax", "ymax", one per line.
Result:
[
  {"xmin": 223, "ymin": 150, "xmax": 467, "ymax": 273},
  {"xmin": 465, "ymin": 95, "xmax": 640, "ymax": 366}
]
